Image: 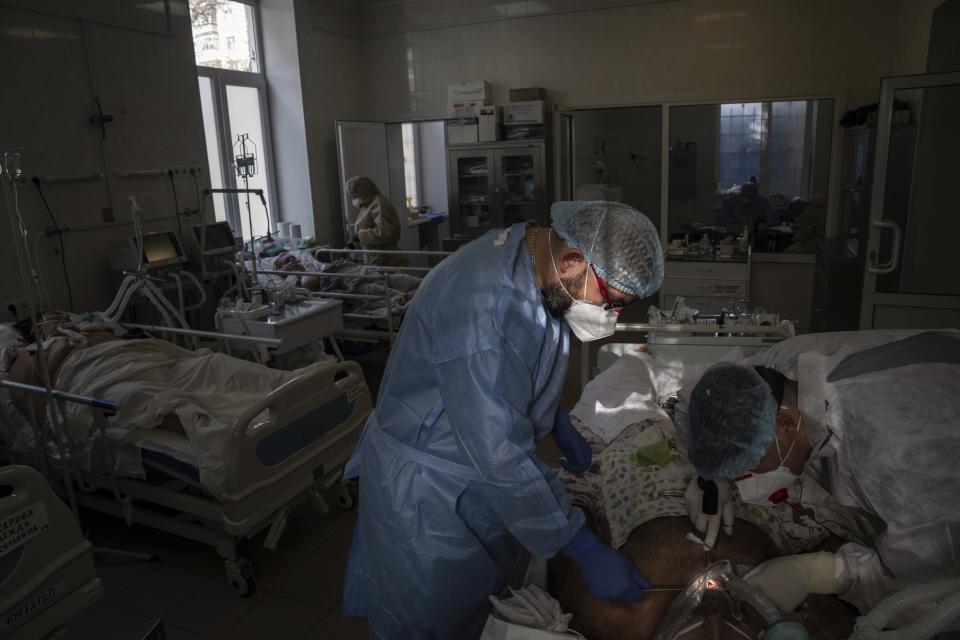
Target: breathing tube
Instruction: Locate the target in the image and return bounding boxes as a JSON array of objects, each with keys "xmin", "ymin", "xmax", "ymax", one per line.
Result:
[{"xmin": 849, "ymin": 579, "xmax": 960, "ymax": 640}]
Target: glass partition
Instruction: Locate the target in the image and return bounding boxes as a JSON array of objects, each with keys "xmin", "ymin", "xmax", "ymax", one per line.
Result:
[{"xmin": 667, "ymin": 99, "xmax": 834, "ymax": 253}]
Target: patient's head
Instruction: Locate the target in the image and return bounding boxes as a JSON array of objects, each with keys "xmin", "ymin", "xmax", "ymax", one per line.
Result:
[{"xmin": 274, "ymin": 253, "xmax": 304, "ymax": 272}]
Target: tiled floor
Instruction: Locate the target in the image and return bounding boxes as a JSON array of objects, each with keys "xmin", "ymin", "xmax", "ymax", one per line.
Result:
[{"xmin": 67, "ymin": 502, "xmax": 366, "ymax": 640}]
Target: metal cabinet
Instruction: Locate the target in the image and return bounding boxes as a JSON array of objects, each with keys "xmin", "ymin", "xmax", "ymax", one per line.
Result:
[{"xmin": 446, "ymin": 141, "xmax": 550, "ymax": 243}]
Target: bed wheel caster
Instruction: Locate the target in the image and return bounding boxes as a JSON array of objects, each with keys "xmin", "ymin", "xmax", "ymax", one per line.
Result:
[
  {"xmin": 225, "ymin": 558, "xmax": 256, "ymax": 596},
  {"xmin": 335, "ymin": 483, "xmax": 355, "ymax": 510}
]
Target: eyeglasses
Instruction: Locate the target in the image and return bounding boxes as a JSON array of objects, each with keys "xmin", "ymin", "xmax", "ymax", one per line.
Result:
[{"xmin": 591, "ymin": 265, "xmax": 626, "ymax": 311}]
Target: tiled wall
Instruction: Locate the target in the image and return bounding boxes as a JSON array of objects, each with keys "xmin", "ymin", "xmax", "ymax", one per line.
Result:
[
  {"xmin": 0, "ymin": 0, "xmax": 210, "ymax": 316},
  {"xmin": 350, "ymin": 0, "xmax": 940, "ymax": 122},
  {"xmin": 296, "ymin": 0, "xmax": 364, "ymax": 243}
]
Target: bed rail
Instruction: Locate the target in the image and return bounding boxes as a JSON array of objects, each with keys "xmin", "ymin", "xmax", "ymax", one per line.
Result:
[
  {"xmin": 580, "ymin": 322, "xmax": 794, "ymax": 390},
  {"xmin": 223, "ymin": 359, "xmax": 372, "ymax": 502},
  {"xmin": 1, "ymin": 379, "xmax": 118, "ymax": 416},
  {"xmin": 257, "ymin": 268, "xmax": 408, "ymax": 344}
]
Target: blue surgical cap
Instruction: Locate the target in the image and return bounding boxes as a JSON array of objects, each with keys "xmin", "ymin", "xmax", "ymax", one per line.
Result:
[
  {"xmin": 551, "ymin": 201, "xmax": 664, "ymax": 299},
  {"xmin": 688, "ymin": 363, "xmax": 778, "ymax": 480}
]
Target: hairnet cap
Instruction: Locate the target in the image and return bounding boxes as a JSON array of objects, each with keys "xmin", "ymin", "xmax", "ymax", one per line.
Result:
[
  {"xmin": 346, "ymin": 176, "xmax": 379, "ymax": 199},
  {"xmin": 688, "ymin": 363, "xmax": 778, "ymax": 480},
  {"xmin": 550, "ymin": 201, "xmax": 664, "ymax": 299}
]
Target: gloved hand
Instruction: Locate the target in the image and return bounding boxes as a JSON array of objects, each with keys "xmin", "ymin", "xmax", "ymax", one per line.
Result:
[
  {"xmin": 561, "ymin": 526, "xmax": 649, "ymax": 602},
  {"xmin": 552, "ymin": 408, "xmax": 592, "ymax": 473},
  {"xmin": 684, "ymin": 475, "xmax": 734, "ymax": 549},
  {"xmin": 744, "ymin": 552, "xmax": 838, "ymax": 612}
]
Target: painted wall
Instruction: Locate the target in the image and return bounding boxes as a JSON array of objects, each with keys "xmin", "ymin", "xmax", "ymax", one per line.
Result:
[
  {"xmin": 0, "ymin": 0, "xmax": 208, "ymax": 320},
  {"xmin": 293, "ymin": 0, "xmax": 363, "ymax": 245},
  {"xmin": 357, "ymin": 0, "xmax": 940, "ymax": 123}
]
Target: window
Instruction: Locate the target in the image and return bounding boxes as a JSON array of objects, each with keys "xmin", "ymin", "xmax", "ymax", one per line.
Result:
[
  {"xmin": 667, "ymin": 99, "xmax": 834, "ymax": 248},
  {"xmin": 717, "ymin": 101, "xmax": 809, "ymax": 198},
  {"xmin": 190, "ymin": 0, "xmax": 277, "ymax": 242},
  {"xmin": 190, "ymin": 0, "xmax": 258, "ymax": 72}
]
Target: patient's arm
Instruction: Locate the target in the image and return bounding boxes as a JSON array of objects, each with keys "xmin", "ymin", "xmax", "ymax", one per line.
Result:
[{"xmin": 550, "ymin": 515, "xmax": 780, "ymax": 640}]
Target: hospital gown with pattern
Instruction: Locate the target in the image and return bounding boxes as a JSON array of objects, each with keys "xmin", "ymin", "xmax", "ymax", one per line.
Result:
[{"xmin": 342, "ymin": 223, "xmax": 584, "ymax": 639}]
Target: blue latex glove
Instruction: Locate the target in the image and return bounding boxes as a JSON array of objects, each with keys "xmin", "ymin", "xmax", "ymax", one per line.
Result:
[
  {"xmin": 553, "ymin": 408, "xmax": 592, "ymax": 473},
  {"xmin": 562, "ymin": 526, "xmax": 649, "ymax": 602}
]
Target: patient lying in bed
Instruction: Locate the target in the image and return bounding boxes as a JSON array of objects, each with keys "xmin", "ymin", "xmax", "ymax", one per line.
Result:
[
  {"xmin": 549, "ymin": 416, "xmax": 854, "ymax": 639},
  {"xmin": 2, "ymin": 314, "xmax": 303, "ymax": 494},
  {"xmin": 262, "ymin": 251, "xmax": 422, "ymax": 318}
]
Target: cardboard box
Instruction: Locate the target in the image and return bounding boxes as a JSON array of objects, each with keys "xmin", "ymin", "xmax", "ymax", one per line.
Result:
[
  {"xmin": 509, "ymin": 87, "xmax": 547, "ymax": 102},
  {"xmin": 446, "ymin": 118, "xmax": 479, "ymax": 145},
  {"xmin": 478, "ymin": 105, "xmax": 502, "ymax": 142},
  {"xmin": 504, "ymin": 100, "xmax": 546, "ymax": 124},
  {"xmin": 447, "ymin": 100, "xmax": 489, "ymax": 118},
  {"xmin": 447, "ymin": 81, "xmax": 492, "ymax": 105}
]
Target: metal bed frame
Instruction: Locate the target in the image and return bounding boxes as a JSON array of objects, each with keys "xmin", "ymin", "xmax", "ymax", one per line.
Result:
[
  {"xmin": 258, "ymin": 246, "xmax": 452, "ymax": 345},
  {"xmin": 580, "ymin": 322, "xmax": 795, "ymax": 389}
]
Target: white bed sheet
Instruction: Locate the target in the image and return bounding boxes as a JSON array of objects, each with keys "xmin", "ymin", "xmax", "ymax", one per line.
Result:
[
  {"xmin": 54, "ymin": 339, "xmax": 303, "ymax": 494},
  {"xmin": 571, "ymin": 345, "xmax": 746, "ymax": 445}
]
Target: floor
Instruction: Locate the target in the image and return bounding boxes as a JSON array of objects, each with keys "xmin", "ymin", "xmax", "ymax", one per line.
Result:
[
  {"xmin": 69, "ymin": 501, "xmax": 365, "ymax": 640},
  {"xmin": 62, "ymin": 337, "xmax": 577, "ymax": 639}
]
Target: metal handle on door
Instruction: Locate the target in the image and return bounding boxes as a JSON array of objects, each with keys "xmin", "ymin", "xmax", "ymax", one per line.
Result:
[{"xmin": 867, "ymin": 219, "xmax": 902, "ymax": 275}]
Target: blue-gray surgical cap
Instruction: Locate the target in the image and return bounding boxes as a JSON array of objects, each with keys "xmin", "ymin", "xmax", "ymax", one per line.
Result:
[
  {"xmin": 551, "ymin": 201, "xmax": 664, "ymax": 299},
  {"xmin": 688, "ymin": 362, "xmax": 778, "ymax": 480}
]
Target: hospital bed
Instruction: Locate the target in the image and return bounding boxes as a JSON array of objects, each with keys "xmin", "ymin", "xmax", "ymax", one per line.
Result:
[
  {"xmin": 254, "ymin": 246, "xmax": 451, "ymax": 345},
  {"xmin": 1, "ymin": 342, "xmax": 373, "ymax": 596},
  {"xmin": 0, "ymin": 465, "xmax": 101, "ymax": 639}
]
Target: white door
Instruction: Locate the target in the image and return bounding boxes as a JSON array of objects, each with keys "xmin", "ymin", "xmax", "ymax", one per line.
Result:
[
  {"xmin": 336, "ymin": 121, "xmax": 389, "ymax": 242},
  {"xmin": 859, "ymin": 72, "xmax": 960, "ymax": 329}
]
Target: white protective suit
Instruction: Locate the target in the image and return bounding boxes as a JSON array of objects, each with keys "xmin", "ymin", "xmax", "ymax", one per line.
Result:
[
  {"xmin": 792, "ymin": 331, "xmax": 960, "ymax": 615},
  {"xmin": 675, "ymin": 330, "xmax": 960, "ymax": 615},
  {"xmin": 346, "ymin": 176, "xmax": 406, "ymax": 267}
]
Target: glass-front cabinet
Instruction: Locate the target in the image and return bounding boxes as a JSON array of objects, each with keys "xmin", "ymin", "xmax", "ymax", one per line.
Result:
[
  {"xmin": 497, "ymin": 148, "xmax": 544, "ymax": 227},
  {"xmin": 447, "ymin": 141, "xmax": 549, "ymax": 242}
]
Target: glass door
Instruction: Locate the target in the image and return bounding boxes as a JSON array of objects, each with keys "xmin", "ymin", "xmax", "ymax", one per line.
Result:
[
  {"xmin": 496, "ymin": 147, "xmax": 543, "ymax": 227},
  {"xmin": 450, "ymin": 150, "xmax": 495, "ymax": 237},
  {"xmin": 860, "ymin": 72, "xmax": 960, "ymax": 328}
]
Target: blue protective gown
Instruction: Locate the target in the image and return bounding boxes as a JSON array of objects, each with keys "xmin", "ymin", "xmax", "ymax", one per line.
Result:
[{"xmin": 342, "ymin": 224, "xmax": 585, "ymax": 639}]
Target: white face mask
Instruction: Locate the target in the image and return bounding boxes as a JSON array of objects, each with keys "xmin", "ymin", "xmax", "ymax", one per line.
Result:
[
  {"xmin": 734, "ymin": 416, "xmax": 803, "ymax": 506},
  {"xmin": 549, "ymin": 234, "xmax": 619, "ymax": 342},
  {"xmin": 351, "ymin": 197, "xmax": 363, "ymax": 208}
]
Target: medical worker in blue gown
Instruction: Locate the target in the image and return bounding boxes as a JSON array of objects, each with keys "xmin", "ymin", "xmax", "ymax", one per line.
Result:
[{"xmin": 342, "ymin": 201, "xmax": 665, "ymax": 639}]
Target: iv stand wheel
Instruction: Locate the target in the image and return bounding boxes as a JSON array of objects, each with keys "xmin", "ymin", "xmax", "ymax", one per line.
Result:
[{"xmin": 225, "ymin": 557, "xmax": 256, "ymax": 596}]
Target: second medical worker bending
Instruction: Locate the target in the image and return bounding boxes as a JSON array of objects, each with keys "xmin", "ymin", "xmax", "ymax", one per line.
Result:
[{"xmin": 343, "ymin": 201, "xmax": 664, "ymax": 639}]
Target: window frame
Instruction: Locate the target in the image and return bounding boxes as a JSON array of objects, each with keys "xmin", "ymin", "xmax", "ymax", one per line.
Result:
[{"xmin": 192, "ymin": 0, "xmax": 279, "ymax": 241}]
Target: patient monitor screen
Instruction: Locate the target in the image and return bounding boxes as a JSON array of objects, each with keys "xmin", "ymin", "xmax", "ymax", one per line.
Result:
[
  {"xmin": 141, "ymin": 232, "xmax": 183, "ymax": 264},
  {"xmin": 193, "ymin": 222, "xmax": 236, "ymax": 251}
]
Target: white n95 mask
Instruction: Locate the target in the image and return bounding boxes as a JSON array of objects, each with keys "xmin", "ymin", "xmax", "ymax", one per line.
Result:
[
  {"xmin": 549, "ymin": 233, "xmax": 619, "ymax": 342},
  {"xmin": 734, "ymin": 417, "xmax": 803, "ymax": 506},
  {"xmin": 351, "ymin": 197, "xmax": 363, "ymax": 208},
  {"xmin": 563, "ymin": 300, "xmax": 619, "ymax": 342}
]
